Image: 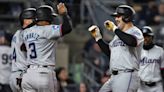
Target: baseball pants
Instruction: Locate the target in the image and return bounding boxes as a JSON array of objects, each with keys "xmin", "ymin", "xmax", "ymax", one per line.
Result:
[
  {"xmin": 99, "ymin": 71, "xmax": 139, "ymax": 92},
  {"xmin": 22, "ymin": 66, "xmax": 57, "ymax": 92}
]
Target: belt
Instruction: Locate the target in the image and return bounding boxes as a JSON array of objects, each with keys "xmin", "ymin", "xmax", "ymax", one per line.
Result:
[
  {"xmin": 12, "ymin": 70, "xmax": 25, "ymax": 73},
  {"xmin": 27, "ymin": 65, "xmax": 55, "ymax": 69},
  {"xmin": 112, "ymin": 69, "xmax": 134, "ymax": 75},
  {"xmin": 141, "ymin": 81, "xmax": 156, "ymax": 87}
]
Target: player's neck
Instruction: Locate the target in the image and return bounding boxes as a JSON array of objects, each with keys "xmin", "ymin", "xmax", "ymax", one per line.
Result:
[
  {"xmin": 122, "ymin": 22, "xmax": 134, "ymax": 32},
  {"xmin": 37, "ymin": 21, "xmax": 50, "ymax": 26}
]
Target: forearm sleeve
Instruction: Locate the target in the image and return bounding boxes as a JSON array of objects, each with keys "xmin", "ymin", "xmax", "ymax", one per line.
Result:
[
  {"xmin": 97, "ymin": 39, "xmax": 110, "ymax": 59},
  {"xmin": 115, "ymin": 29, "xmax": 137, "ymax": 47},
  {"xmin": 161, "ymin": 69, "xmax": 164, "ymax": 79},
  {"xmin": 61, "ymin": 14, "xmax": 72, "ymax": 36}
]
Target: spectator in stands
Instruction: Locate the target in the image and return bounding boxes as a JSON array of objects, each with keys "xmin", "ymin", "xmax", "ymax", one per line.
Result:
[
  {"xmin": 83, "ymin": 38, "xmax": 95, "ymax": 54},
  {"xmin": 154, "ymin": 2, "xmax": 164, "ymax": 24},
  {"xmin": 84, "ymin": 39, "xmax": 110, "ymax": 83},
  {"xmin": 100, "ymin": 73, "xmax": 110, "ymax": 86},
  {"xmin": 145, "ymin": 1, "xmax": 159, "ymax": 25},
  {"xmin": 88, "ymin": 40, "xmax": 109, "ymax": 71},
  {"xmin": 78, "ymin": 82, "xmax": 89, "ymax": 92},
  {"xmin": 154, "ymin": 2, "xmax": 164, "ymax": 47},
  {"xmin": 55, "ymin": 67, "xmax": 75, "ymax": 92}
]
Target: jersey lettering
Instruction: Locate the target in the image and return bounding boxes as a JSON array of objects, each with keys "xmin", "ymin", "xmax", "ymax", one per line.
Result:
[
  {"xmin": 140, "ymin": 57, "xmax": 160, "ymax": 66},
  {"xmin": 111, "ymin": 40, "xmax": 126, "ymax": 47}
]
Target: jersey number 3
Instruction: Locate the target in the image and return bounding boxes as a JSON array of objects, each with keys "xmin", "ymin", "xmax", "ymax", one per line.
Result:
[{"xmin": 29, "ymin": 43, "xmax": 37, "ymax": 59}]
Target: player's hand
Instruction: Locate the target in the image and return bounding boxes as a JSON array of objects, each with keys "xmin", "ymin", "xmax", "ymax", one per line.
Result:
[
  {"xmin": 57, "ymin": 3, "xmax": 67, "ymax": 15},
  {"xmin": 88, "ymin": 25, "xmax": 102, "ymax": 41},
  {"xmin": 104, "ymin": 20, "xmax": 117, "ymax": 32}
]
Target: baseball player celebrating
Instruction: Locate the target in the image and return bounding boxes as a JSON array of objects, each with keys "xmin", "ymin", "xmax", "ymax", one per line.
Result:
[
  {"xmin": 0, "ymin": 31, "xmax": 12, "ymax": 92},
  {"xmin": 138, "ymin": 26, "xmax": 164, "ymax": 92},
  {"xmin": 9, "ymin": 8, "xmax": 36, "ymax": 92},
  {"xmin": 88, "ymin": 5, "xmax": 144, "ymax": 92},
  {"xmin": 21, "ymin": 3, "xmax": 72, "ymax": 92}
]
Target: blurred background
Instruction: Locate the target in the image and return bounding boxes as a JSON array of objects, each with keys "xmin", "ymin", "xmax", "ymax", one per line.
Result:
[{"xmin": 0, "ymin": 0, "xmax": 164, "ymax": 92}]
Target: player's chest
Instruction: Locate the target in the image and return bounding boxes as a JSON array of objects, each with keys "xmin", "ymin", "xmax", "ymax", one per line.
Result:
[{"xmin": 141, "ymin": 50, "xmax": 161, "ymax": 65}]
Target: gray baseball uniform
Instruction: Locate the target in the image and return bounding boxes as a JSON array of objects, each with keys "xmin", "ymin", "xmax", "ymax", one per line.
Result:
[
  {"xmin": 9, "ymin": 30, "xmax": 27, "ymax": 92},
  {"xmin": 138, "ymin": 45, "xmax": 164, "ymax": 92},
  {"xmin": 0, "ymin": 45, "xmax": 12, "ymax": 85},
  {"xmin": 99, "ymin": 26, "xmax": 144, "ymax": 92},
  {"xmin": 21, "ymin": 25, "xmax": 61, "ymax": 92}
]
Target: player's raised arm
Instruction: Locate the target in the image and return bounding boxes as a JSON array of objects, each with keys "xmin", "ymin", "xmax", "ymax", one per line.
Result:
[
  {"xmin": 104, "ymin": 20, "xmax": 138, "ymax": 47},
  {"xmin": 88, "ymin": 25, "xmax": 111, "ymax": 59},
  {"xmin": 57, "ymin": 3, "xmax": 72, "ymax": 36}
]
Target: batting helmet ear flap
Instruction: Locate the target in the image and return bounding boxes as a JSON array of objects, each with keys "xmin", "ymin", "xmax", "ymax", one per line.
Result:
[{"xmin": 122, "ymin": 14, "xmax": 134, "ymax": 23}]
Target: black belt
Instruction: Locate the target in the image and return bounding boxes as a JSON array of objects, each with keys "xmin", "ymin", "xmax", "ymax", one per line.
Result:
[
  {"xmin": 27, "ymin": 65, "xmax": 49, "ymax": 68},
  {"xmin": 112, "ymin": 69, "xmax": 134, "ymax": 75},
  {"xmin": 141, "ymin": 81, "xmax": 156, "ymax": 87},
  {"xmin": 12, "ymin": 70, "xmax": 24, "ymax": 73}
]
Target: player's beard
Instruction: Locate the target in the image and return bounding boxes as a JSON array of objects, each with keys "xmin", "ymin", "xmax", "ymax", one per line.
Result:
[{"xmin": 143, "ymin": 43, "xmax": 154, "ymax": 50}]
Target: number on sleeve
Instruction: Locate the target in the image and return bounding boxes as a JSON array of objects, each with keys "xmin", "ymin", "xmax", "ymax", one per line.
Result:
[
  {"xmin": 29, "ymin": 43, "xmax": 37, "ymax": 59},
  {"xmin": 13, "ymin": 48, "xmax": 16, "ymax": 61}
]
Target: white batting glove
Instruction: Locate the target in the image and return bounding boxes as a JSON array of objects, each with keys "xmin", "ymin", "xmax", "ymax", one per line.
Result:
[
  {"xmin": 88, "ymin": 25, "xmax": 102, "ymax": 41},
  {"xmin": 104, "ymin": 20, "xmax": 117, "ymax": 32}
]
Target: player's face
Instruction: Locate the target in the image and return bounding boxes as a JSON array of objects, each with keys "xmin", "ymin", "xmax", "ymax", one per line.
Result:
[
  {"xmin": 115, "ymin": 15, "xmax": 126, "ymax": 30},
  {"xmin": 144, "ymin": 35, "xmax": 153, "ymax": 45},
  {"xmin": 23, "ymin": 19, "xmax": 33, "ymax": 28},
  {"xmin": 0, "ymin": 36, "xmax": 6, "ymax": 45}
]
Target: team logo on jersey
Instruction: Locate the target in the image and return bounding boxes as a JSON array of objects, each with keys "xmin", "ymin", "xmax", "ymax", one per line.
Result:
[
  {"xmin": 111, "ymin": 40, "xmax": 126, "ymax": 47},
  {"xmin": 52, "ymin": 25, "xmax": 60, "ymax": 31},
  {"xmin": 140, "ymin": 57, "xmax": 160, "ymax": 66}
]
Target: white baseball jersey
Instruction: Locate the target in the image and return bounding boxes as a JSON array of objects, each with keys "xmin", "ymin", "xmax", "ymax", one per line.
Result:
[
  {"xmin": 109, "ymin": 26, "xmax": 144, "ymax": 70},
  {"xmin": 11, "ymin": 30, "xmax": 27, "ymax": 72},
  {"xmin": 22, "ymin": 25, "xmax": 61, "ymax": 65},
  {"xmin": 139, "ymin": 45, "xmax": 164, "ymax": 82},
  {"xmin": 0, "ymin": 45, "xmax": 12, "ymax": 84}
]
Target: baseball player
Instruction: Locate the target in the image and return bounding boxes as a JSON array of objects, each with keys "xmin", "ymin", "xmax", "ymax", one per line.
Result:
[
  {"xmin": 88, "ymin": 5, "xmax": 144, "ymax": 92},
  {"xmin": 138, "ymin": 26, "xmax": 164, "ymax": 92},
  {"xmin": 21, "ymin": 3, "xmax": 72, "ymax": 92},
  {"xmin": 0, "ymin": 31, "xmax": 12, "ymax": 92},
  {"xmin": 9, "ymin": 8, "xmax": 36, "ymax": 92}
]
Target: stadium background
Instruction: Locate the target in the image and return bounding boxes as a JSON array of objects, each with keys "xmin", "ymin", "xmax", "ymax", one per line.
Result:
[{"xmin": 0, "ymin": 0, "xmax": 164, "ymax": 92}]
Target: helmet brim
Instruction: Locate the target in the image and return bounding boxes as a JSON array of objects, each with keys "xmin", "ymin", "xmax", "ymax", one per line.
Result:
[{"xmin": 111, "ymin": 12, "xmax": 121, "ymax": 17}]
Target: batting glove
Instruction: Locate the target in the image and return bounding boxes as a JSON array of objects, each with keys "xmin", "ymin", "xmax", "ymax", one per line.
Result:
[
  {"xmin": 88, "ymin": 25, "xmax": 102, "ymax": 41},
  {"xmin": 104, "ymin": 20, "xmax": 117, "ymax": 32}
]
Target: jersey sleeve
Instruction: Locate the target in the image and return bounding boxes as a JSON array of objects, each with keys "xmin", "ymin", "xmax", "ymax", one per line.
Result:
[
  {"xmin": 44, "ymin": 25, "xmax": 62, "ymax": 39},
  {"xmin": 129, "ymin": 29, "xmax": 144, "ymax": 46},
  {"xmin": 160, "ymin": 49, "xmax": 164, "ymax": 69}
]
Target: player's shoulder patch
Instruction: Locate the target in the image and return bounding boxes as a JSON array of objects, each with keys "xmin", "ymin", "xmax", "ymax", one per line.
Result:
[{"xmin": 52, "ymin": 25, "xmax": 60, "ymax": 31}]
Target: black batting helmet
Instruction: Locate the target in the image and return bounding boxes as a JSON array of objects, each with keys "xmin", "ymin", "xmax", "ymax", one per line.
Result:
[
  {"xmin": 111, "ymin": 5, "xmax": 135, "ymax": 23},
  {"xmin": 36, "ymin": 5, "xmax": 54, "ymax": 23},
  {"xmin": 19, "ymin": 8, "xmax": 36, "ymax": 26},
  {"xmin": 141, "ymin": 26, "xmax": 154, "ymax": 36}
]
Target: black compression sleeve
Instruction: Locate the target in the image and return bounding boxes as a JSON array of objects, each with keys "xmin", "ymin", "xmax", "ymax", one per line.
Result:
[
  {"xmin": 161, "ymin": 69, "xmax": 164, "ymax": 80},
  {"xmin": 115, "ymin": 29, "xmax": 137, "ymax": 47},
  {"xmin": 97, "ymin": 39, "xmax": 110, "ymax": 59},
  {"xmin": 61, "ymin": 14, "xmax": 72, "ymax": 36}
]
